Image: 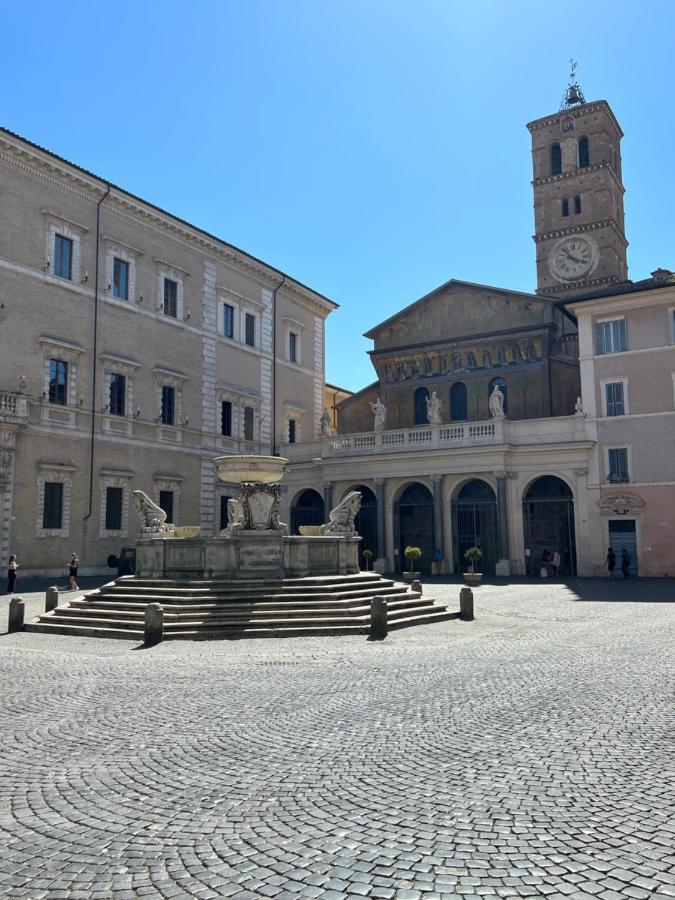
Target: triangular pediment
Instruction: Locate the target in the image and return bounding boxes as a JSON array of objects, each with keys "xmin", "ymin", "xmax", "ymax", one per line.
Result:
[{"xmin": 365, "ymin": 280, "xmax": 553, "ymax": 350}]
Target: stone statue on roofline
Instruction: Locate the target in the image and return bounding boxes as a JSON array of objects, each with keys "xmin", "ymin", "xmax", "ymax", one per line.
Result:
[
  {"xmin": 427, "ymin": 390, "xmax": 442, "ymax": 425},
  {"xmin": 489, "ymin": 383, "xmax": 505, "ymax": 419},
  {"xmin": 370, "ymin": 397, "xmax": 387, "ymax": 432}
]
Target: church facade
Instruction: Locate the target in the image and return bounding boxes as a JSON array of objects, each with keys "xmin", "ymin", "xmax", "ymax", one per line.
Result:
[{"xmin": 280, "ymin": 83, "xmax": 674, "ymax": 579}]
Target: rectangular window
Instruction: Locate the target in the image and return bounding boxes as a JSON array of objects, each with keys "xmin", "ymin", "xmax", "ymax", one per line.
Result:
[
  {"xmin": 159, "ymin": 490, "xmax": 174, "ymax": 524},
  {"xmin": 43, "ymin": 482, "xmax": 64, "ymax": 529},
  {"xmin": 48, "ymin": 359, "xmax": 68, "ymax": 405},
  {"xmin": 561, "ymin": 198, "xmax": 569, "ymax": 217},
  {"xmin": 574, "ymin": 195, "xmax": 582, "ymax": 214},
  {"xmin": 54, "ymin": 234, "xmax": 73, "ymax": 280},
  {"xmin": 109, "ymin": 373, "xmax": 126, "ymax": 416},
  {"xmin": 161, "ymin": 385, "xmax": 175, "ymax": 425},
  {"xmin": 608, "ymin": 448, "xmax": 629, "ymax": 483},
  {"xmin": 605, "ymin": 382, "xmax": 625, "ymax": 417},
  {"xmin": 113, "ymin": 257, "xmax": 129, "ymax": 300},
  {"xmin": 289, "ymin": 332, "xmax": 298, "ymax": 363},
  {"xmin": 243, "ymin": 406, "xmax": 254, "ymax": 441},
  {"xmin": 595, "ymin": 319, "xmax": 627, "ymax": 354},
  {"xmin": 221, "ymin": 400, "xmax": 233, "ymax": 436},
  {"xmin": 163, "ymin": 278, "xmax": 178, "ymax": 317},
  {"xmin": 220, "ymin": 495, "xmax": 230, "ymax": 531},
  {"xmin": 223, "ymin": 304, "xmax": 234, "ymax": 338},
  {"xmin": 288, "ymin": 418, "xmax": 297, "ymax": 443},
  {"xmin": 245, "ymin": 313, "xmax": 255, "ymax": 347},
  {"xmin": 105, "ymin": 486, "xmax": 123, "ymax": 530}
]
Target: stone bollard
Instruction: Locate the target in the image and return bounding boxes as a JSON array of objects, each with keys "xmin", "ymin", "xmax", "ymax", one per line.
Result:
[
  {"xmin": 459, "ymin": 587, "xmax": 474, "ymax": 621},
  {"xmin": 369, "ymin": 597, "xmax": 388, "ymax": 640},
  {"xmin": 8, "ymin": 597, "xmax": 25, "ymax": 633},
  {"xmin": 411, "ymin": 579, "xmax": 422, "ymax": 594},
  {"xmin": 46, "ymin": 586, "xmax": 59, "ymax": 613},
  {"xmin": 144, "ymin": 602, "xmax": 164, "ymax": 647}
]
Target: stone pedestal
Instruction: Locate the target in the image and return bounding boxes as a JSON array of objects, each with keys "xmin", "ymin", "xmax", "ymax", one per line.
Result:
[{"xmin": 495, "ymin": 559, "xmax": 511, "ymax": 577}]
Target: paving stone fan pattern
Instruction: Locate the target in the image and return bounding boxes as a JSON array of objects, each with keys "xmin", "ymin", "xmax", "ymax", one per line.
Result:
[{"xmin": 0, "ymin": 582, "xmax": 673, "ymax": 899}]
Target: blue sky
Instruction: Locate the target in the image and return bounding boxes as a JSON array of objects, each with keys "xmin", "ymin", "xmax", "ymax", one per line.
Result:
[{"xmin": 3, "ymin": 1, "xmax": 674, "ymax": 391}]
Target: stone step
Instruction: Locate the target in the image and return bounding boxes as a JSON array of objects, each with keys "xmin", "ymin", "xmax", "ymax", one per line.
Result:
[
  {"xmin": 80, "ymin": 585, "xmax": 410, "ymax": 606},
  {"xmin": 65, "ymin": 595, "xmax": 429, "ymax": 616}
]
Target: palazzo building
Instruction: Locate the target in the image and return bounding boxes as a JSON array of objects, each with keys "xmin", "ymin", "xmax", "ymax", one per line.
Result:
[
  {"xmin": 0, "ymin": 127, "xmax": 336, "ymax": 576},
  {"xmin": 280, "ymin": 81, "xmax": 674, "ymax": 578}
]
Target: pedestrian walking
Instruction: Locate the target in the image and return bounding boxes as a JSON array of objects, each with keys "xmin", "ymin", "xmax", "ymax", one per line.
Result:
[
  {"xmin": 67, "ymin": 553, "xmax": 80, "ymax": 591},
  {"xmin": 540, "ymin": 550, "xmax": 550, "ymax": 578},
  {"xmin": 620, "ymin": 548, "xmax": 631, "ymax": 579},
  {"xmin": 7, "ymin": 554, "xmax": 19, "ymax": 594},
  {"xmin": 606, "ymin": 547, "xmax": 616, "ymax": 579}
]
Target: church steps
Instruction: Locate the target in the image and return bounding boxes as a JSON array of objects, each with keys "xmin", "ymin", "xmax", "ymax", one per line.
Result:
[{"xmin": 75, "ymin": 586, "xmax": 410, "ymax": 606}]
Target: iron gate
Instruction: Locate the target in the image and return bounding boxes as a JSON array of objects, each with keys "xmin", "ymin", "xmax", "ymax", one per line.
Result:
[{"xmin": 452, "ymin": 499, "xmax": 498, "ymax": 574}]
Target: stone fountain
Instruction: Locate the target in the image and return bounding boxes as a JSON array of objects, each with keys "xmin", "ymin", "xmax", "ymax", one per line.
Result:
[{"xmin": 134, "ymin": 456, "xmax": 361, "ymax": 580}]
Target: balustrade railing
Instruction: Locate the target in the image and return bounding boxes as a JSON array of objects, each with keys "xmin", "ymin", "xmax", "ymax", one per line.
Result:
[
  {"xmin": 326, "ymin": 419, "xmax": 501, "ymax": 455},
  {"xmin": 0, "ymin": 392, "xmax": 28, "ymax": 420}
]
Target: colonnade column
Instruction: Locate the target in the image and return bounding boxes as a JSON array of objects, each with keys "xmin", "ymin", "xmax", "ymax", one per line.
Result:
[
  {"xmin": 323, "ymin": 481, "xmax": 333, "ymax": 515},
  {"xmin": 375, "ymin": 478, "xmax": 386, "ymax": 572},
  {"xmin": 495, "ymin": 470, "xmax": 511, "ymax": 577},
  {"xmin": 432, "ymin": 476, "xmax": 444, "ymax": 571}
]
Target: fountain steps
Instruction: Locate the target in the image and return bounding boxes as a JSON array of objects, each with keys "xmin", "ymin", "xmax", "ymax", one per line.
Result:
[{"xmin": 25, "ymin": 574, "xmax": 456, "ymax": 641}]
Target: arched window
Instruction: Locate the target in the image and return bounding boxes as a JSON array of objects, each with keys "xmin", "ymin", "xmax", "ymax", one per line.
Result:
[
  {"xmin": 561, "ymin": 198, "xmax": 569, "ymax": 217},
  {"xmin": 450, "ymin": 382, "xmax": 468, "ymax": 421},
  {"xmin": 488, "ymin": 377, "xmax": 508, "ymax": 416},
  {"xmin": 574, "ymin": 194, "xmax": 581, "ymax": 214},
  {"xmin": 578, "ymin": 136, "xmax": 589, "ymax": 168},
  {"xmin": 414, "ymin": 387, "xmax": 429, "ymax": 425},
  {"xmin": 550, "ymin": 143, "xmax": 562, "ymax": 176}
]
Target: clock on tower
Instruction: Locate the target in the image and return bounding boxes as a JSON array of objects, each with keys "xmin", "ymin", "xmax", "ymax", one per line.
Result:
[{"xmin": 527, "ymin": 67, "xmax": 629, "ymax": 297}]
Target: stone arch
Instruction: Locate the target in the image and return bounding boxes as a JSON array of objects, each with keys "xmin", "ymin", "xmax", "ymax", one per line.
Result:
[
  {"xmin": 522, "ymin": 475, "xmax": 576, "ymax": 576},
  {"xmin": 394, "ymin": 481, "xmax": 434, "ymax": 573},
  {"xmin": 290, "ymin": 488, "xmax": 325, "ymax": 535},
  {"xmin": 451, "ymin": 478, "xmax": 498, "ymax": 575},
  {"xmin": 343, "ymin": 484, "xmax": 377, "ymax": 568}
]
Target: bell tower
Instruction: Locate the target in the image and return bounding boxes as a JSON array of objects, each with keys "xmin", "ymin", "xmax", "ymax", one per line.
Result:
[{"xmin": 527, "ymin": 64, "xmax": 628, "ymax": 296}]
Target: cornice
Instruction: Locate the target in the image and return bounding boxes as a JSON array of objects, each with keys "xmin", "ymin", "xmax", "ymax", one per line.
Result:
[
  {"xmin": 532, "ymin": 161, "xmax": 625, "ymax": 194},
  {"xmin": 526, "ymin": 101, "xmax": 623, "ymax": 138},
  {"xmin": 533, "ymin": 218, "xmax": 628, "ymax": 246},
  {"xmin": 0, "ymin": 132, "xmax": 337, "ymax": 315},
  {"xmin": 537, "ymin": 275, "xmax": 622, "ymax": 297}
]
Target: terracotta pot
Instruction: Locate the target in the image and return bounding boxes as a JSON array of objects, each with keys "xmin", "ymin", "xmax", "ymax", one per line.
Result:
[
  {"xmin": 463, "ymin": 572, "xmax": 482, "ymax": 586},
  {"xmin": 403, "ymin": 571, "xmax": 420, "ymax": 583}
]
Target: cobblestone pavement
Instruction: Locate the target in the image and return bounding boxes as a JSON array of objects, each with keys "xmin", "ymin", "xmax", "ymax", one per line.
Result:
[{"xmin": 0, "ymin": 581, "xmax": 673, "ymax": 899}]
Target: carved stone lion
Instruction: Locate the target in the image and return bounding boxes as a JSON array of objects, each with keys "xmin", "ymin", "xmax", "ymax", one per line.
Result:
[
  {"xmin": 324, "ymin": 491, "xmax": 362, "ymax": 534},
  {"xmin": 132, "ymin": 490, "xmax": 176, "ymax": 535}
]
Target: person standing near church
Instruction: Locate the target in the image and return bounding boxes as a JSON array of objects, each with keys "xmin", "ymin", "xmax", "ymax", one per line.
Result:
[
  {"xmin": 606, "ymin": 547, "xmax": 616, "ymax": 579},
  {"xmin": 67, "ymin": 553, "xmax": 80, "ymax": 591},
  {"xmin": 7, "ymin": 554, "xmax": 19, "ymax": 594},
  {"xmin": 620, "ymin": 548, "xmax": 631, "ymax": 579}
]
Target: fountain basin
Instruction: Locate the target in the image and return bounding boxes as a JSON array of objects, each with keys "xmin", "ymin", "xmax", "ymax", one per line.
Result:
[{"xmin": 214, "ymin": 455, "xmax": 287, "ymax": 484}]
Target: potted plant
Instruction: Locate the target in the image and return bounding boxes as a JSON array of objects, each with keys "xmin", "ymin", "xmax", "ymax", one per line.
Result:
[
  {"xmin": 403, "ymin": 545, "xmax": 422, "ymax": 583},
  {"xmin": 362, "ymin": 548, "xmax": 373, "ymax": 571},
  {"xmin": 464, "ymin": 546, "xmax": 483, "ymax": 586}
]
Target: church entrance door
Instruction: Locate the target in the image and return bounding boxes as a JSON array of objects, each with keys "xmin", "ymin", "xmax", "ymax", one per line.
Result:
[
  {"xmin": 522, "ymin": 476, "xmax": 576, "ymax": 576},
  {"xmin": 348, "ymin": 485, "xmax": 377, "ymax": 569},
  {"xmin": 451, "ymin": 480, "xmax": 498, "ymax": 575},
  {"xmin": 291, "ymin": 489, "xmax": 325, "ymax": 534},
  {"xmin": 395, "ymin": 483, "xmax": 434, "ymax": 574}
]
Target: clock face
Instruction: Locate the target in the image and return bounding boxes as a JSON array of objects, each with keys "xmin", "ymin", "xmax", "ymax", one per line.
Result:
[{"xmin": 549, "ymin": 235, "xmax": 599, "ymax": 283}]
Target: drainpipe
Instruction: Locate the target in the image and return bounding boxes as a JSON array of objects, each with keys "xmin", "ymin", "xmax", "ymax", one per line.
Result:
[
  {"xmin": 271, "ymin": 275, "xmax": 285, "ymax": 455},
  {"xmin": 84, "ymin": 182, "xmax": 110, "ymax": 519}
]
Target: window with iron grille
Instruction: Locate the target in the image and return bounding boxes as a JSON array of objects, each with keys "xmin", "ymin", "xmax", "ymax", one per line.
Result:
[
  {"xmin": 289, "ymin": 332, "xmax": 298, "ymax": 363},
  {"xmin": 605, "ymin": 382, "xmax": 625, "ymax": 417},
  {"xmin": 245, "ymin": 313, "xmax": 255, "ymax": 347},
  {"xmin": 43, "ymin": 482, "xmax": 64, "ymax": 529},
  {"xmin": 288, "ymin": 418, "xmax": 297, "ymax": 443},
  {"xmin": 161, "ymin": 385, "xmax": 175, "ymax": 425},
  {"xmin": 608, "ymin": 448, "xmax": 629, "ymax": 482},
  {"xmin": 223, "ymin": 304, "xmax": 234, "ymax": 338},
  {"xmin": 243, "ymin": 406, "xmax": 254, "ymax": 441},
  {"xmin": 159, "ymin": 490, "xmax": 174, "ymax": 524},
  {"xmin": 48, "ymin": 359, "xmax": 68, "ymax": 405},
  {"xmin": 109, "ymin": 373, "xmax": 126, "ymax": 416},
  {"xmin": 595, "ymin": 319, "xmax": 627, "ymax": 354},
  {"xmin": 221, "ymin": 400, "xmax": 233, "ymax": 436},
  {"xmin": 163, "ymin": 278, "xmax": 178, "ymax": 317},
  {"xmin": 113, "ymin": 258, "xmax": 129, "ymax": 300},
  {"xmin": 105, "ymin": 486, "xmax": 123, "ymax": 530},
  {"xmin": 54, "ymin": 235, "xmax": 73, "ymax": 280}
]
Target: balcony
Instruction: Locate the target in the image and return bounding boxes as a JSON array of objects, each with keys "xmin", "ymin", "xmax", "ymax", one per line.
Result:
[
  {"xmin": 281, "ymin": 415, "xmax": 589, "ymax": 461},
  {"xmin": 0, "ymin": 391, "xmax": 29, "ymax": 424}
]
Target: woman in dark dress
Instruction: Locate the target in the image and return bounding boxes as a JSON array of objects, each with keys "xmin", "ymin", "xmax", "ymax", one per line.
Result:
[
  {"xmin": 606, "ymin": 547, "xmax": 616, "ymax": 579},
  {"xmin": 7, "ymin": 554, "xmax": 19, "ymax": 594},
  {"xmin": 68, "ymin": 553, "xmax": 79, "ymax": 591}
]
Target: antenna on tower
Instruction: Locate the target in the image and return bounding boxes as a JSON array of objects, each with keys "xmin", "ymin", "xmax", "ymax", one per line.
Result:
[{"xmin": 560, "ymin": 58, "xmax": 586, "ymax": 110}]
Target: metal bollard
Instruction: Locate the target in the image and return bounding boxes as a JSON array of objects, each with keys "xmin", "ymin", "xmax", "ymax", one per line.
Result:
[
  {"xmin": 8, "ymin": 597, "xmax": 25, "ymax": 633},
  {"xmin": 411, "ymin": 579, "xmax": 422, "ymax": 594},
  {"xmin": 144, "ymin": 602, "xmax": 164, "ymax": 646},
  {"xmin": 369, "ymin": 597, "xmax": 388, "ymax": 640},
  {"xmin": 459, "ymin": 587, "xmax": 474, "ymax": 621},
  {"xmin": 46, "ymin": 586, "xmax": 59, "ymax": 613}
]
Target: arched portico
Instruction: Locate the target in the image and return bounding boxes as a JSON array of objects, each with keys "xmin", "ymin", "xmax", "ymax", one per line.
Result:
[
  {"xmin": 290, "ymin": 489, "xmax": 325, "ymax": 534},
  {"xmin": 342, "ymin": 484, "xmax": 378, "ymax": 568},
  {"xmin": 394, "ymin": 482, "xmax": 435, "ymax": 573},
  {"xmin": 522, "ymin": 475, "xmax": 576, "ymax": 576}
]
